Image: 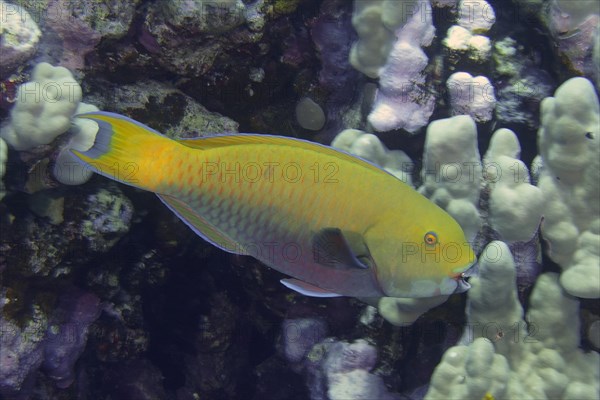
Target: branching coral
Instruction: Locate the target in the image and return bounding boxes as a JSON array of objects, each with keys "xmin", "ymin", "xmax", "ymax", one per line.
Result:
[
  {"xmin": 419, "ymin": 115, "xmax": 482, "ymax": 242},
  {"xmin": 367, "ymin": 0, "xmax": 436, "ymax": 133},
  {"xmin": 426, "ymin": 241, "xmax": 600, "ymax": 399},
  {"xmin": 0, "ymin": 62, "xmax": 82, "ymax": 151},
  {"xmin": 484, "ymin": 128, "xmax": 544, "ymax": 243},
  {"xmin": 0, "ymin": 62, "xmax": 99, "ymax": 186},
  {"xmin": 349, "ymin": 0, "xmax": 436, "ymax": 132},
  {"xmin": 537, "ymin": 77, "xmax": 600, "ymax": 298},
  {"xmin": 331, "ymin": 128, "xmax": 414, "ymax": 184}
]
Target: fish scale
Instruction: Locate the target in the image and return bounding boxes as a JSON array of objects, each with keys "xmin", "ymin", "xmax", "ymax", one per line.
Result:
[
  {"xmin": 72, "ymin": 112, "xmax": 476, "ymax": 298},
  {"xmin": 163, "ymin": 144, "xmax": 374, "ymax": 282}
]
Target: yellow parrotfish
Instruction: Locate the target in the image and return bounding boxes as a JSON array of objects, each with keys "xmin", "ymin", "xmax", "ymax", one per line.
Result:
[{"xmin": 71, "ymin": 112, "xmax": 476, "ymax": 298}]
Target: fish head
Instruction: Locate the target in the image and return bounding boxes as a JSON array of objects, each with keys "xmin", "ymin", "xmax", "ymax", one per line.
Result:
[{"xmin": 369, "ymin": 210, "xmax": 477, "ymax": 298}]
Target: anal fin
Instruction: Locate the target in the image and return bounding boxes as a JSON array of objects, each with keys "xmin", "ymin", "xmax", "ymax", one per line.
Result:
[
  {"xmin": 156, "ymin": 194, "xmax": 245, "ymax": 254},
  {"xmin": 281, "ymin": 279, "xmax": 343, "ymax": 298}
]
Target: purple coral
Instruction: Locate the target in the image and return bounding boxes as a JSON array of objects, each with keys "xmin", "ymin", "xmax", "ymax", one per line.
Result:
[
  {"xmin": 310, "ymin": 0, "xmax": 359, "ymax": 101},
  {"xmin": 42, "ymin": 288, "xmax": 102, "ymax": 388},
  {"xmin": 509, "ymin": 237, "xmax": 542, "ymax": 294},
  {"xmin": 0, "ymin": 304, "xmax": 47, "ymax": 399},
  {"xmin": 323, "ymin": 340, "xmax": 377, "ymax": 374},
  {"xmin": 318, "ymin": 339, "xmax": 400, "ymax": 400},
  {"xmin": 0, "ymin": 287, "xmax": 100, "ymax": 396},
  {"xmin": 282, "ymin": 318, "xmax": 328, "ymax": 365},
  {"xmin": 310, "ymin": 0, "xmax": 360, "ymax": 137},
  {"xmin": 368, "ymin": 0, "xmax": 436, "ymax": 133},
  {"xmin": 283, "ymin": 327, "xmax": 401, "ymax": 400}
]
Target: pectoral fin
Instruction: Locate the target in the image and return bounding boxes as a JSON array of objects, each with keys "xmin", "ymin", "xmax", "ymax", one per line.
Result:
[
  {"xmin": 312, "ymin": 228, "xmax": 373, "ymax": 270},
  {"xmin": 281, "ymin": 279, "xmax": 343, "ymax": 297}
]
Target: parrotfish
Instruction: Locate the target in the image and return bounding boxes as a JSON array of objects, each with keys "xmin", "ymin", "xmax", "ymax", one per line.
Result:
[{"xmin": 71, "ymin": 112, "xmax": 476, "ymax": 298}]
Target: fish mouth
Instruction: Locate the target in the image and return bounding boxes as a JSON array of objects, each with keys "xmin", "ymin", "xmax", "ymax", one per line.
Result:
[
  {"xmin": 454, "ymin": 275, "xmax": 471, "ymax": 293},
  {"xmin": 451, "ymin": 259, "xmax": 478, "ymax": 278},
  {"xmin": 451, "ymin": 261, "xmax": 478, "ymax": 293},
  {"xmin": 461, "ymin": 261, "xmax": 479, "ymax": 278}
]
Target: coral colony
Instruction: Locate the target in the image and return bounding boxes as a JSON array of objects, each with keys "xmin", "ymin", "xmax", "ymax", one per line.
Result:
[{"xmin": 0, "ymin": 0, "xmax": 599, "ymax": 399}]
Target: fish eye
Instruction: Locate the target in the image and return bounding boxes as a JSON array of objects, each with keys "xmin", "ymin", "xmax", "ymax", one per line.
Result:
[{"xmin": 424, "ymin": 231, "xmax": 438, "ymax": 246}]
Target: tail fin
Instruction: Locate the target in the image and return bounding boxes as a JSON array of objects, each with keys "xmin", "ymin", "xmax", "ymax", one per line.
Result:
[{"xmin": 71, "ymin": 111, "xmax": 171, "ymax": 189}]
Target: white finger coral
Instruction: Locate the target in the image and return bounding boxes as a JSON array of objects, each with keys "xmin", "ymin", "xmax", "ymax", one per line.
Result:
[
  {"xmin": 426, "ymin": 241, "xmax": 600, "ymax": 399},
  {"xmin": 419, "ymin": 115, "xmax": 483, "ymax": 241},
  {"xmin": 366, "ymin": 0, "xmax": 436, "ymax": 133},
  {"xmin": 0, "ymin": 62, "xmax": 82, "ymax": 150},
  {"xmin": 0, "ymin": 62, "xmax": 99, "ymax": 186},
  {"xmin": 331, "ymin": 128, "xmax": 414, "ymax": 185},
  {"xmin": 447, "ymin": 72, "xmax": 496, "ymax": 123},
  {"xmin": 484, "ymin": 128, "xmax": 544, "ymax": 243},
  {"xmin": 537, "ymin": 77, "xmax": 600, "ymax": 298},
  {"xmin": 349, "ymin": 0, "xmax": 436, "ymax": 133}
]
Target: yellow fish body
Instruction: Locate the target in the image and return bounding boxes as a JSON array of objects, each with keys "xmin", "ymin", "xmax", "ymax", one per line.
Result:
[{"xmin": 72, "ymin": 112, "xmax": 475, "ymax": 298}]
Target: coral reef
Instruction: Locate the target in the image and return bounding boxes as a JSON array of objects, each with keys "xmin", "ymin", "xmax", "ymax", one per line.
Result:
[
  {"xmin": 0, "ymin": 62, "xmax": 81, "ymax": 151},
  {"xmin": 0, "ymin": 300, "xmax": 48, "ymax": 398},
  {"xmin": 140, "ymin": 0, "xmax": 288, "ymax": 78},
  {"xmin": 537, "ymin": 77, "xmax": 600, "ymax": 298},
  {"xmin": 0, "ymin": 286, "xmax": 101, "ymax": 397},
  {"xmin": 366, "ymin": 0, "xmax": 436, "ymax": 133},
  {"xmin": 0, "ymin": 61, "xmax": 98, "ymax": 185},
  {"xmin": 427, "ymin": 241, "xmax": 600, "ymax": 399},
  {"xmin": 281, "ymin": 318, "xmax": 328, "ymax": 365},
  {"xmin": 41, "ymin": 0, "xmax": 140, "ymax": 71},
  {"xmin": 447, "ymin": 71, "xmax": 496, "ymax": 123},
  {"xmin": 42, "ymin": 288, "xmax": 102, "ymax": 388},
  {"xmin": 1, "ymin": 183, "xmax": 133, "ymax": 277},
  {"xmin": 442, "ymin": 0, "xmax": 496, "ymax": 123},
  {"xmin": 443, "ymin": 0, "xmax": 494, "ymax": 64},
  {"xmin": 492, "ymin": 37, "xmax": 555, "ymax": 131},
  {"xmin": 483, "ymin": 128, "xmax": 544, "ymax": 243},
  {"xmin": 83, "ymin": 79, "xmax": 239, "ymax": 138},
  {"xmin": 0, "ymin": 0, "xmax": 598, "ymax": 399},
  {"xmin": 443, "ymin": 25, "xmax": 491, "ymax": 64},
  {"xmin": 0, "ymin": 137, "xmax": 6, "ymax": 199},
  {"xmin": 0, "ymin": 0, "xmax": 41, "ymax": 78},
  {"xmin": 456, "ymin": 0, "xmax": 495, "ymax": 33},
  {"xmin": 79, "ymin": 186, "xmax": 134, "ymax": 253},
  {"xmin": 419, "ymin": 115, "xmax": 482, "ymax": 242},
  {"xmin": 310, "ymin": 0, "xmax": 359, "ymax": 134},
  {"xmin": 331, "ymin": 128, "xmax": 414, "ymax": 184},
  {"xmin": 513, "ymin": 0, "xmax": 599, "ymax": 87},
  {"xmin": 348, "ymin": 0, "xmax": 395, "ymax": 79},
  {"xmin": 284, "ymin": 331, "xmax": 401, "ymax": 400}
]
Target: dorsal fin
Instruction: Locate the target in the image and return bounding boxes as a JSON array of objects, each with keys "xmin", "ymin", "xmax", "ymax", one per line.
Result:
[{"xmin": 176, "ymin": 134, "xmax": 388, "ymax": 175}]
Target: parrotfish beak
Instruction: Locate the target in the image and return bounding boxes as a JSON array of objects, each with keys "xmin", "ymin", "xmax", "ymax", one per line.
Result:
[
  {"xmin": 454, "ymin": 274, "xmax": 471, "ymax": 293},
  {"xmin": 453, "ymin": 261, "xmax": 479, "ymax": 293}
]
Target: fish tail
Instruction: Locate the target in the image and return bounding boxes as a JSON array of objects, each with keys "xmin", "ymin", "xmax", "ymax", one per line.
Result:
[{"xmin": 71, "ymin": 111, "xmax": 172, "ymax": 191}]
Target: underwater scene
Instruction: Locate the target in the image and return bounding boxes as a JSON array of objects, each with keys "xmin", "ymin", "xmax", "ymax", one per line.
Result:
[{"xmin": 0, "ymin": 0, "xmax": 599, "ymax": 399}]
